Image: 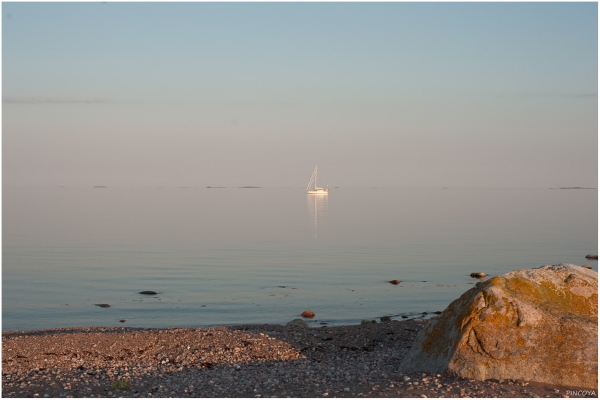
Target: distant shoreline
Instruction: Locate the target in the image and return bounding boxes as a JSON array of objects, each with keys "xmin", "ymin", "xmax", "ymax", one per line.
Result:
[{"xmin": 551, "ymin": 187, "xmax": 597, "ymax": 190}]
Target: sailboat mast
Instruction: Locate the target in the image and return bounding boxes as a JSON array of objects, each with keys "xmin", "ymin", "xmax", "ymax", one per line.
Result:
[{"xmin": 306, "ymin": 165, "xmax": 328, "ymax": 194}]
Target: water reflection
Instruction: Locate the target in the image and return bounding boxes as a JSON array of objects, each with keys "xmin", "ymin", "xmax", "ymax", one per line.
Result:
[{"xmin": 307, "ymin": 193, "xmax": 329, "ymax": 238}]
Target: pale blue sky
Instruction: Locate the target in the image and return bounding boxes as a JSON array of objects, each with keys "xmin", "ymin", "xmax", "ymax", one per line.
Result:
[{"xmin": 3, "ymin": 2, "xmax": 597, "ymax": 187}]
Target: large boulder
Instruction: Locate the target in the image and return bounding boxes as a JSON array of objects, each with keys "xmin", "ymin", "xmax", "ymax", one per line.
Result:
[{"xmin": 400, "ymin": 264, "xmax": 597, "ymax": 388}]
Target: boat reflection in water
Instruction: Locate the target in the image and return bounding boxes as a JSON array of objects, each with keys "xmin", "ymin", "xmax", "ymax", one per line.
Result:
[{"xmin": 307, "ymin": 191, "xmax": 328, "ymax": 239}]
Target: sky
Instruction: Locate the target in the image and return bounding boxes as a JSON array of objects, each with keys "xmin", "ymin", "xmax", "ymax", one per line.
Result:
[{"xmin": 2, "ymin": 2, "xmax": 598, "ymax": 188}]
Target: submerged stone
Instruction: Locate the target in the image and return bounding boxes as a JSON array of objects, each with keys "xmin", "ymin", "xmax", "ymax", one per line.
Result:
[{"xmin": 286, "ymin": 319, "xmax": 308, "ymax": 328}]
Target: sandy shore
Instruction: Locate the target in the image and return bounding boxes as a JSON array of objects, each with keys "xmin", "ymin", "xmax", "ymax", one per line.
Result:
[{"xmin": 2, "ymin": 320, "xmax": 597, "ymax": 398}]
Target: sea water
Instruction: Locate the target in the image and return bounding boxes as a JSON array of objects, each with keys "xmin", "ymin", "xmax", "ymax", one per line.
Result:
[{"xmin": 2, "ymin": 186, "xmax": 597, "ymax": 331}]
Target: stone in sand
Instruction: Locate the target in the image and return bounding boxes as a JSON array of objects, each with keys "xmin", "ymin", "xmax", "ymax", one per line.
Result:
[
  {"xmin": 301, "ymin": 310, "xmax": 315, "ymax": 318},
  {"xmin": 400, "ymin": 264, "xmax": 598, "ymax": 389},
  {"xmin": 582, "ymin": 265, "xmax": 593, "ymax": 269}
]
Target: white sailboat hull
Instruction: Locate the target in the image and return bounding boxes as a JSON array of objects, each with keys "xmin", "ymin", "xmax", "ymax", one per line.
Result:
[{"xmin": 307, "ymin": 188, "xmax": 328, "ymax": 195}]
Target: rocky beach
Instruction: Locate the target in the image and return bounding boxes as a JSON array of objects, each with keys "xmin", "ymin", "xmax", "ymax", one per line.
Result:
[{"xmin": 2, "ymin": 318, "xmax": 597, "ymax": 398}]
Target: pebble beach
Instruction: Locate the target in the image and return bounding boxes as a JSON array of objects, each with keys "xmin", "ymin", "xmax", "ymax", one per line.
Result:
[{"xmin": 2, "ymin": 320, "xmax": 597, "ymax": 398}]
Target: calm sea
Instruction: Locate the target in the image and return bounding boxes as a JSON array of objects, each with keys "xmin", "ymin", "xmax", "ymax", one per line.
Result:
[{"xmin": 2, "ymin": 186, "xmax": 597, "ymax": 331}]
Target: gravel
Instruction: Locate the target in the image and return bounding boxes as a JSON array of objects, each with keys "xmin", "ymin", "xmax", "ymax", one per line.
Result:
[{"xmin": 2, "ymin": 320, "xmax": 597, "ymax": 398}]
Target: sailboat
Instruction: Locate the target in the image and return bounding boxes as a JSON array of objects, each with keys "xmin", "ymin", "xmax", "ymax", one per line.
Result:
[{"xmin": 306, "ymin": 166, "xmax": 329, "ymax": 195}]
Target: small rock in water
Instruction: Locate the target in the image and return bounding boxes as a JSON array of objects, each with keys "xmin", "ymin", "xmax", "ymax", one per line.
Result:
[
  {"xmin": 389, "ymin": 280, "xmax": 401, "ymax": 285},
  {"xmin": 119, "ymin": 319, "xmax": 126, "ymax": 323},
  {"xmin": 582, "ymin": 265, "xmax": 593, "ymax": 269},
  {"xmin": 470, "ymin": 272, "xmax": 487, "ymax": 278},
  {"xmin": 95, "ymin": 304, "xmax": 110, "ymax": 308},
  {"xmin": 139, "ymin": 291, "xmax": 158, "ymax": 295},
  {"xmin": 380, "ymin": 316, "xmax": 391, "ymax": 322},
  {"xmin": 301, "ymin": 310, "xmax": 315, "ymax": 318},
  {"xmin": 585, "ymin": 254, "xmax": 598, "ymax": 260},
  {"xmin": 286, "ymin": 319, "xmax": 308, "ymax": 328}
]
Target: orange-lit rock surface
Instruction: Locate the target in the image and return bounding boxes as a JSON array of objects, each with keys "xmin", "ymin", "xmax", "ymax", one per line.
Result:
[{"xmin": 400, "ymin": 264, "xmax": 598, "ymax": 388}]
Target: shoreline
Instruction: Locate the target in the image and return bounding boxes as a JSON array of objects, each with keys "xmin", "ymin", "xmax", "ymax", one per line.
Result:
[{"xmin": 2, "ymin": 321, "xmax": 597, "ymax": 398}]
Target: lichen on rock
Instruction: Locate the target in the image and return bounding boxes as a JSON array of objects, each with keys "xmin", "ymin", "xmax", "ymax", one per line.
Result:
[{"xmin": 399, "ymin": 264, "xmax": 598, "ymax": 389}]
